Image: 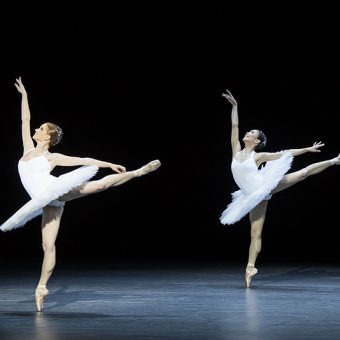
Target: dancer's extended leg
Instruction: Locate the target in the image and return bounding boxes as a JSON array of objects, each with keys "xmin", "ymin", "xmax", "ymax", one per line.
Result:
[
  {"xmin": 273, "ymin": 154, "xmax": 339, "ymax": 194},
  {"xmin": 61, "ymin": 160, "xmax": 161, "ymax": 201}
]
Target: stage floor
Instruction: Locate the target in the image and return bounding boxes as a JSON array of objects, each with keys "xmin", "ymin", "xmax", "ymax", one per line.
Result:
[{"xmin": 1, "ymin": 260, "xmax": 340, "ymax": 339}]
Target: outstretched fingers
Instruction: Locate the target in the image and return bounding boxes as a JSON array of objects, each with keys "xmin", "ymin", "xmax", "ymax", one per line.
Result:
[
  {"xmin": 310, "ymin": 141, "xmax": 325, "ymax": 152},
  {"xmin": 222, "ymin": 89, "xmax": 237, "ymax": 105},
  {"xmin": 331, "ymin": 153, "xmax": 340, "ymax": 165},
  {"xmin": 14, "ymin": 76, "xmax": 26, "ymax": 94}
]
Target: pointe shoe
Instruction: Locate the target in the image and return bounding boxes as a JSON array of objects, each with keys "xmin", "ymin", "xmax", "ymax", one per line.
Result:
[
  {"xmin": 331, "ymin": 154, "xmax": 340, "ymax": 165},
  {"xmin": 35, "ymin": 284, "xmax": 49, "ymax": 312},
  {"xmin": 135, "ymin": 160, "xmax": 161, "ymax": 177},
  {"xmin": 245, "ymin": 266, "xmax": 258, "ymax": 288}
]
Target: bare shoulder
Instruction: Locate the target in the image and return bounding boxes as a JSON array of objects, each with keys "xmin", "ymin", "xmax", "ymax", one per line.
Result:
[
  {"xmin": 254, "ymin": 151, "xmax": 284, "ymax": 164},
  {"xmin": 253, "ymin": 151, "xmax": 263, "ymax": 161},
  {"xmin": 45, "ymin": 152, "xmax": 64, "ymax": 161},
  {"xmin": 253, "ymin": 151, "xmax": 269, "ymax": 166}
]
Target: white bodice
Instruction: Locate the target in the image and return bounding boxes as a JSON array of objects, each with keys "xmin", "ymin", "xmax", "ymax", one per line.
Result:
[
  {"xmin": 18, "ymin": 154, "xmax": 57, "ymax": 198},
  {"xmin": 231, "ymin": 151, "xmax": 264, "ymax": 196}
]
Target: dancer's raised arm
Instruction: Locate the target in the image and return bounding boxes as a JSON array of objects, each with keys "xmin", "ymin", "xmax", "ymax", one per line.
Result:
[
  {"xmin": 222, "ymin": 89, "xmax": 241, "ymax": 158},
  {"xmin": 14, "ymin": 77, "xmax": 34, "ymax": 155}
]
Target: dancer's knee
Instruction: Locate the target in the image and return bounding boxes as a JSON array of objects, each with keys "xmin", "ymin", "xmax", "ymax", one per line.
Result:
[
  {"xmin": 82, "ymin": 180, "xmax": 107, "ymax": 194},
  {"xmin": 42, "ymin": 242, "xmax": 55, "ymax": 253},
  {"xmin": 95, "ymin": 180, "xmax": 108, "ymax": 191},
  {"xmin": 298, "ymin": 169, "xmax": 308, "ymax": 181},
  {"xmin": 251, "ymin": 229, "xmax": 262, "ymax": 241}
]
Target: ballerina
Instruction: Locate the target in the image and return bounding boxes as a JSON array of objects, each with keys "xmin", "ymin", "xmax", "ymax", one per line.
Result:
[
  {"xmin": 1, "ymin": 77, "xmax": 161, "ymax": 311},
  {"xmin": 220, "ymin": 89, "xmax": 339, "ymax": 288}
]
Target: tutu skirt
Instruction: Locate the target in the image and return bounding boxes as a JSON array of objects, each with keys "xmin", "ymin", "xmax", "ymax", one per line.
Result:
[
  {"xmin": 220, "ymin": 152, "xmax": 293, "ymax": 225},
  {"xmin": 1, "ymin": 165, "xmax": 98, "ymax": 232}
]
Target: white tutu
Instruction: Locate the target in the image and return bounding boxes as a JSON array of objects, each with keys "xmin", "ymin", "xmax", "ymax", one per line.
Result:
[
  {"xmin": 220, "ymin": 151, "xmax": 293, "ymax": 225},
  {"xmin": 1, "ymin": 165, "xmax": 98, "ymax": 232}
]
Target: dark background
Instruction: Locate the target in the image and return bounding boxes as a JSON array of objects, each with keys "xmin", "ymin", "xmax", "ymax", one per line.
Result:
[{"xmin": 0, "ymin": 4, "xmax": 339, "ymax": 265}]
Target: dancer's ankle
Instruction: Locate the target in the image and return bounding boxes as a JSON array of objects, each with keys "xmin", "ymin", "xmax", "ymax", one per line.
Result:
[
  {"xmin": 37, "ymin": 283, "xmax": 47, "ymax": 289},
  {"xmin": 134, "ymin": 160, "xmax": 161, "ymax": 177},
  {"xmin": 331, "ymin": 154, "xmax": 340, "ymax": 165}
]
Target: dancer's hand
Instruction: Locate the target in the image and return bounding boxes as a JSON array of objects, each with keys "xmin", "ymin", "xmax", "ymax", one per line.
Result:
[
  {"xmin": 110, "ymin": 164, "xmax": 126, "ymax": 173},
  {"xmin": 14, "ymin": 77, "xmax": 27, "ymax": 96},
  {"xmin": 307, "ymin": 141, "xmax": 324, "ymax": 152},
  {"xmin": 222, "ymin": 89, "xmax": 237, "ymax": 106}
]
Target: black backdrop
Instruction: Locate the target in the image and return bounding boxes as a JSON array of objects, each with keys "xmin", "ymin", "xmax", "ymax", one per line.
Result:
[{"xmin": 0, "ymin": 4, "xmax": 339, "ymax": 264}]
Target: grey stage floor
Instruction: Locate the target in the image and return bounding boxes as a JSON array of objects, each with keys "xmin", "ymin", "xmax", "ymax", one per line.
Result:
[{"xmin": 1, "ymin": 260, "xmax": 340, "ymax": 340}]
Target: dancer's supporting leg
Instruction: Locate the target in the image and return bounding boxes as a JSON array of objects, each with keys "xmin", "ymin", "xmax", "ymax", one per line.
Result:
[
  {"xmin": 246, "ymin": 200, "xmax": 268, "ymax": 288},
  {"xmin": 36, "ymin": 205, "xmax": 63, "ymax": 311}
]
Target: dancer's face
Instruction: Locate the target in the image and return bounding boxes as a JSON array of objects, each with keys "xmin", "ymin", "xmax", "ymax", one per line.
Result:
[
  {"xmin": 243, "ymin": 129, "xmax": 260, "ymax": 145},
  {"xmin": 33, "ymin": 123, "xmax": 51, "ymax": 144}
]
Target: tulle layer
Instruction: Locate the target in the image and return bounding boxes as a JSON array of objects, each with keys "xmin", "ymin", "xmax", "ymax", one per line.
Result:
[
  {"xmin": 1, "ymin": 165, "xmax": 98, "ymax": 232},
  {"xmin": 220, "ymin": 152, "xmax": 293, "ymax": 225}
]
